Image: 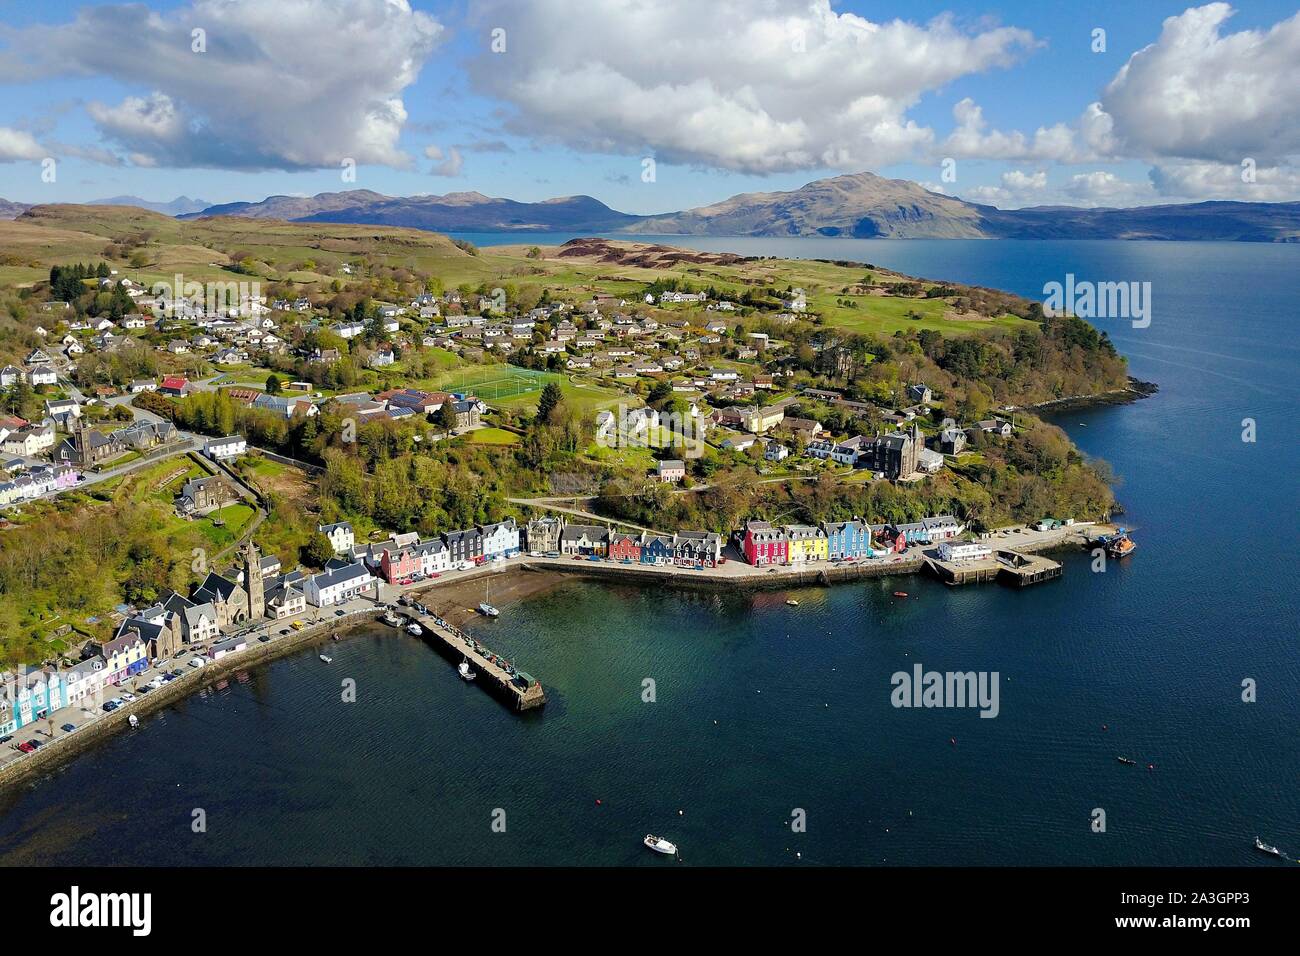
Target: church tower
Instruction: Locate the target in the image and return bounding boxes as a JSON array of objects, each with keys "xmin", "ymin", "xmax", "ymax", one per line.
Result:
[{"xmin": 244, "ymin": 541, "xmax": 265, "ymax": 620}]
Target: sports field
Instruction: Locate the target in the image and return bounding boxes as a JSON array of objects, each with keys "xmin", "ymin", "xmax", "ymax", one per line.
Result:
[{"xmin": 435, "ymin": 364, "xmax": 562, "ymax": 401}]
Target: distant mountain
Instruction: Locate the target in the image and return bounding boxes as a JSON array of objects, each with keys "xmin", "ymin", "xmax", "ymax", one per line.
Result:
[
  {"xmin": 90, "ymin": 195, "xmax": 212, "ymax": 216},
  {"xmin": 0, "ymin": 198, "xmax": 31, "ymax": 220},
  {"xmin": 185, "ymin": 189, "xmax": 640, "ymax": 232},
  {"xmin": 186, "ymin": 174, "xmax": 1300, "ymax": 242}
]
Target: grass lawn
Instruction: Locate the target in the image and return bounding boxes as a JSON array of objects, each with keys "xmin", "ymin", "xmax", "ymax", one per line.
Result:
[
  {"xmin": 466, "ymin": 427, "xmax": 520, "ymax": 446},
  {"xmin": 200, "ymin": 503, "xmax": 255, "ymax": 548}
]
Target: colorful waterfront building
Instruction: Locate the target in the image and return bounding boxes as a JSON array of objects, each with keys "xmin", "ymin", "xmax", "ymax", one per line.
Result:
[
  {"xmin": 0, "ymin": 667, "xmax": 69, "ymax": 736},
  {"xmin": 640, "ymin": 534, "xmax": 674, "ymax": 565},
  {"xmin": 609, "ymin": 532, "xmax": 642, "ymax": 562},
  {"xmin": 742, "ymin": 520, "xmax": 788, "ymax": 566},
  {"xmin": 93, "ymin": 632, "xmax": 148, "ymax": 684},
  {"xmin": 824, "ymin": 519, "xmax": 872, "ymax": 559},
  {"xmin": 478, "ymin": 518, "xmax": 521, "ymax": 559},
  {"xmin": 784, "ymin": 524, "xmax": 828, "ymax": 562},
  {"xmin": 674, "ymin": 531, "xmax": 722, "ymax": 568}
]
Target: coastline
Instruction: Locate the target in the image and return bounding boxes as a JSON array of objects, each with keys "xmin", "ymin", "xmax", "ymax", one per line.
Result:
[
  {"xmin": 0, "ymin": 522, "xmax": 1100, "ymax": 795},
  {"xmin": 0, "ymin": 608, "xmax": 383, "ymax": 795},
  {"xmin": 1023, "ymin": 377, "xmax": 1159, "ymax": 415}
]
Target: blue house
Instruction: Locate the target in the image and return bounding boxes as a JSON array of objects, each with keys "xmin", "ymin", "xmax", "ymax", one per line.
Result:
[
  {"xmin": 824, "ymin": 519, "xmax": 871, "ymax": 559},
  {"xmin": 640, "ymin": 534, "xmax": 674, "ymax": 566},
  {"xmin": 0, "ymin": 667, "xmax": 68, "ymax": 735}
]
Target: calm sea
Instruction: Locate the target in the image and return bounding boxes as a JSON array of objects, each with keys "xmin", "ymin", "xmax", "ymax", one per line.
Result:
[{"xmin": 1, "ymin": 238, "xmax": 1296, "ymax": 866}]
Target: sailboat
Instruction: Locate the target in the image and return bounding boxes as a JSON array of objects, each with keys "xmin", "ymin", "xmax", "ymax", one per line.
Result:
[{"xmin": 478, "ymin": 578, "xmax": 500, "ymax": 617}]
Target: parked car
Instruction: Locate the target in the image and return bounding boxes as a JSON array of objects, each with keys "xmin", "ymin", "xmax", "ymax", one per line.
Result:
[
  {"xmin": 60, "ymin": 723, "xmax": 76, "ymax": 733},
  {"xmin": 17, "ymin": 741, "xmax": 36, "ymax": 754},
  {"xmin": 188, "ymin": 658, "xmax": 205, "ymax": 668},
  {"xmin": 120, "ymin": 692, "xmax": 137, "ymax": 702},
  {"xmin": 258, "ymin": 635, "xmax": 270, "ymax": 643},
  {"xmin": 102, "ymin": 701, "xmax": 119, "ymax": 712}
]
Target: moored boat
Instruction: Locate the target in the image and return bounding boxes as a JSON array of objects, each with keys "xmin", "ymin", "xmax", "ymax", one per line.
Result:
[
  {"xmin": 478, "ymin": 602, "xmax": 500, "ymax": 618},
  {"xmin": 1116, "ymin": 756, "xmax": 1137, "ymax": 766},
  {"xmin": 381, "ymin": 609, "xmax": 400, "ymax": 626},
  {"xmin": 128, "ymin": 714, "xmax": 139, "ymax": 729},
  {"xmin": 643, "ymin": 834, "xmax": 679, "ymax": 856},
  {"xmin": 406, "ymin": 622, "xmax": 422, "ymax": 636},
  {"xmin": 1107, "ymin": 535, "xmax": 1136, "ymax": 559},
  {"xmin": 458, "ymin": 660, "xmax": 476, "ymax": 682},
  {"xmin": 319, "ymin": 654, "xmax": 332, "ymax": 663},
  {"xmin": 786, "ymin": 599, "xmax": 799, "ymax": 606},
  {"xmin": 893, "ymin": 591, "xmax": 908, "ymax": 598}
]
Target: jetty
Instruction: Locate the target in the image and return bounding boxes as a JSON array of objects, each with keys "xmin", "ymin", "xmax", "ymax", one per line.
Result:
[
  {"xmin": 925, "ymin": 547, "xmax": 1062, "ymax": 587},
  {"xmin": 400, "ymin": 605, "xmax": 545, "ymax": 712}
]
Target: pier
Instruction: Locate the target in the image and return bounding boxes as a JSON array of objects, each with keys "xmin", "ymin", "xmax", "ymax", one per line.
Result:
[
  {"xmin": 924, "ymin": 547, "xmax": 1062, "ymax": 587},
  {"xmin": 400, "ymin": 606, "xmax": 546, "ymax": 712}
]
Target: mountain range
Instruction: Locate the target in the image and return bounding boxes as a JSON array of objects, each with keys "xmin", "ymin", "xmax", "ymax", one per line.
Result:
[{"xmin": 3, "ymin": 172, "xmax": 1297, "ymax": 240}]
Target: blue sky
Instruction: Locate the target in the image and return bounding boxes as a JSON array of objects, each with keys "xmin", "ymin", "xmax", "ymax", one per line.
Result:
[{"xmin": 0, "ymin": 0, "xmax": 1296, "ymax": 211}]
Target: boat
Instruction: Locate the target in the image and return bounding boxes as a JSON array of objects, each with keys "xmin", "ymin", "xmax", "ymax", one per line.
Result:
[
  {"xmin": 381, "ymin": 609, "xmax": 400, "ymax": 626},
  {"xmin": 319, "ymin": 654, "xmax": 332, "ymax": 663},
  {"xmin": 1107, "ymin": 535, "xmax": 1136, "ymax": 559},
  {"xmin": 786, "ymin": 599, "xmax": 799, "ymax": 606},
  {"xmin": 893, "ymin": 591, "xmax": 908, "ymax": 598},
  {"xmin": 478, "ymin": 602, "xmax": 499, "ymax": 618},
  {"xmin": 406, "ymin": 623, "xmax": 422, "ymax": 636},
  {"xmin": 458, "ymin": 660, "xmax": 476, "ymax": 681},
  {"xmin": 1116, "ymin": 756, "xmax": 1137, "ymax": 766},
  {"xmin": 643, "ymin": 834, "xmax": 679, "ymax": 856},
  {"xmin": 128, "ymin": 714, "xmax": 139, "ymax": 729},
  {"xmin": 1254, "ymin": 837, "xmax": 1282, "ymax": 858}
]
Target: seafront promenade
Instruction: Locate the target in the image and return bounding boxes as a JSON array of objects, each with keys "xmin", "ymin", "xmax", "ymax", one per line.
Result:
[{"xmin": 0, "ymin": 520, "xmax": 1097, "ymax": 788}]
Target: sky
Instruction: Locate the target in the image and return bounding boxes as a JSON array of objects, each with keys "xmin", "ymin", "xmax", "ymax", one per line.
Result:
[{"xmin": 0, "ymin": 0, "xmax": 1296, "ymax": 213}]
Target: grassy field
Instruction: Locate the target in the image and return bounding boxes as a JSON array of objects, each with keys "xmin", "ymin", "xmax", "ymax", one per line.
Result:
[{"xmin": 465, "ymin": 427, "xmax": 521, "ymax": 446}]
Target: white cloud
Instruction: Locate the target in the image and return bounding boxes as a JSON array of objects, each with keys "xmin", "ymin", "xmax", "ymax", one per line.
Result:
[
  {"xmin": 424, "ymin": 145, "xmax": 464, "ymax": 177},
  {"xmin": 0, "ymin": 0, "xmax": 442, "ymax": 170},
  {"xmin": 961, "ymin": 168, "xmax": 1050, "ymax": 207},
  {"xmin": 467, "ymin": 0, "xmax": 1036, "ymax": 174},
  {"xmin": 1097, "ymin": 3, "xmax": 1300, "ymax": 164},
  {"xmin": 0, "ymin": 126, "xmax": 46, "ymax": 162},
  {"xmin": 943, "ymin": 98, "xmax": 1080, "ymax": 162},
  {"xmin": 1062, "ymin": 171, "xmax": 1156, "ymax": 206},
  {"xmin": 1150, "ymin": 161, "xmax": 1300, "ymax": 202}
]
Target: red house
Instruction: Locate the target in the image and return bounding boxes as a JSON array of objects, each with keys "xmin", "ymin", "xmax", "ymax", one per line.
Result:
[
  {"xmin": 742, "ymin": 520, "xmax": 788, "ymax": 566},
  {"xmin": 608, "ymin": 532, "xmax": 642, "ymax": 562},
  {"xmin": 379, "ymin": 546, "xmax": 418, "ymax": 584}
]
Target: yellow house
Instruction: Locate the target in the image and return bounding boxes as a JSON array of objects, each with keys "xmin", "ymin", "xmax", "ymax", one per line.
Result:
[
  {"xmin": 741, "ymin": 404, "xmax": 786, "ymax": 434},
  {"xmin": 784, "ymin": 525, "xmax": 828, "ymax": 562}
]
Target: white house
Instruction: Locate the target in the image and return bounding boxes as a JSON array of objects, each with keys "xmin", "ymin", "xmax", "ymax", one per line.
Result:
[
  {"xmin": 304, "ymin": 562, "xmax": 374, "ymax": 607},
  {"xmin": 319, "ymin": 521, "xmax": 355, "ymax": 554},
  {"xmin": 938, "ymin": 541, "xmax": 991, "ymax": 562},
  {"xmin": 204, "ymin": 435, "xmax": 247, "ymax": 461},
  {"xmin": 27, "ymin": 365, "xmax": 58, "ymax": 386},
  {"xmin": 479, "ymin": 519, "xmax": 521, "ymax": 559},
  {"xmin": 64, "ymin": 655, "xmax": 110, "ymax": 704}
]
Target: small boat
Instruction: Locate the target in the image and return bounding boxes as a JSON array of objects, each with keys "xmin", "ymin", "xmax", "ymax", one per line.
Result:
[
  {"xmin": 478, "ymin": 602, "xmax": 499, "ymax": 618},
  {"xmin": 319, "ymin": 654, "xmax": 332, "ymax": 663},
  {"xmin": 128, "ymin": 714, "xmax": 139, "ymax": 729},
  {"xmin": 786, "ymin": 599, "xmax": 799, "ymax": 606},
  {"xmin": 1116, "ymin": 756, "xmax": 1137, "ymax": 766},
  {"xmin": 406, "ymin": 623, "xmax": 422, "ymax": 636},
  {"xmin": 381, "ymin": 609, "xmax": 400, "ymax": 626},
  {"xmin": 1107, "ymin": 535, "xmax": 1136, "ymax": 559},
  {"xmin": 1254, "ymin": 837, "xmax": 1282, "ymax": 858},
  {"xmin": 893, "ymin": 591, "xmax": 908, "ymax": 598},
  {"xmin": 643, "ymin": 834, "xmax": 679, "ymax": 856},
  {"xmin": 458, "ymin": 660, "xmax": 476, "ymax": 682}
]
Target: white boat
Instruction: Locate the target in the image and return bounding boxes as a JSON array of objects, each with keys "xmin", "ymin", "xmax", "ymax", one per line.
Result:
[
  {"xmin": 319, "ymin": 654, "xmax": 332, "ymax": 663},
  {"xmin": 478, "ymin": 602, "xmax": 499, "ymax": 618},
  {"xmin": 128, "ymin": 714, "xmax": 139, "ymax": 728},
  {"xmin": 406, "ymin": 622, "xmax": 422, "ymax": 636},
  {"xmin": 458, "ymin": 660, "xmax": 477, "ymax": 681},
  {"xmin": 643, "ymin": 834, "xmax": 679, "ymax": 856},
  {"xmin": 1254, "ymin": 836, "xmax": 1282, "ymax": 857},
  {"xmin": 381, "ymin": 609, "xmax": 400, "ymax": 626}
]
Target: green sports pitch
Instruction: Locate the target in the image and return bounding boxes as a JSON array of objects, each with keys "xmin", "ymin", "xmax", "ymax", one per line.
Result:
[{"xmin": 440, "ymin": 365, "xmax": 562, "ymax": 401}]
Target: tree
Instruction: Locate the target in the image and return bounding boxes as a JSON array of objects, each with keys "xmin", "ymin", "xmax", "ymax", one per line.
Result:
[
  {"xmin": 536, "ymin": 382, "xmax": 563, "ymax": 424},
  {"xmin": 265, "ymin": 374, "xmax": 282, "ymax": 394},
  {"xmin": 435, "ymin": 401, "xmax": 458, "ymax": 434},
  {"xmin": 303, "ymin": 532, "xmax": 336, "ymax": 568}
]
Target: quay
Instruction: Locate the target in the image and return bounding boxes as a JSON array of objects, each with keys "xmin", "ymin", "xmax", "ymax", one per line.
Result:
[
  {"xmin": 399, "ymin": 604, "xmax": 545, "ymax": 712},
  {"xmin": 924, "ymin": 547, "xmax": 1062, "ymax": 587}
]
